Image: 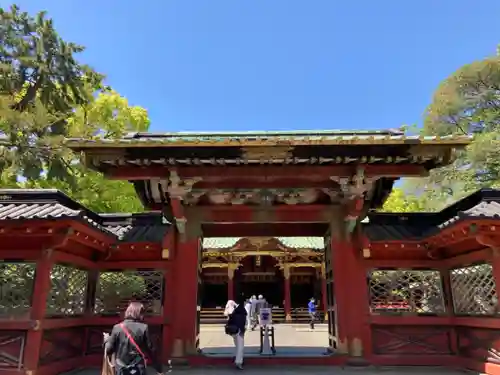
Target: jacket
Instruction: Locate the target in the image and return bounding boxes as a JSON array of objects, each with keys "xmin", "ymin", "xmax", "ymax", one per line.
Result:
[
  {"xmin": 228, "ymin": 304, "xmax": 247, "ymax": 334},
  {"xmin": 105, "ymin": 319, "xmax": 162, "ymax": 373}
]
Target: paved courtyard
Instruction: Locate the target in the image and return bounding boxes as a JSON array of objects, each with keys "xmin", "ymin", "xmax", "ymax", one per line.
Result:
[
  {"xmin": 71, "ymin": 367, "xmax": 473, "ymax": 375},
  {"xmin": 199, "ymin": 323, "xmax": 330, "ymax": 357},
  {"xmin": 67, "ymin": 324, "xmax": 479, "ymax": 374}
]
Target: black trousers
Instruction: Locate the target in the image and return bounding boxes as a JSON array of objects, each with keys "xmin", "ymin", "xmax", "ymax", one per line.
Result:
[{"xmin": 309, "ymin": 312, "xmax": 316, "ymax": 329}]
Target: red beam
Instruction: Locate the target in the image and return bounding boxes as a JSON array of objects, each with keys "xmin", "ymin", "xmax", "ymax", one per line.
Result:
[
  {"xmin": 106, "ymin": 164, "xmax": 427, "ymax": 180},
  {"xmin": 202, "ymin": 223, "xmax": 328, "ymax": 237},
  {"xmin": 95, "ymin": 260, "xmax": 169, "ymax": 270},
  {"xmin": 190, "ymin": 204, "xmax": 332, "ymax": 223}
]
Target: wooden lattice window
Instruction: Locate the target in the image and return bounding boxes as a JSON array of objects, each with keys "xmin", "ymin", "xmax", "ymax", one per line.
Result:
[
  {"xmin": 94, "ymin": 270, "xmax": 164, "ymax": 316},
  {"xmin": 368, "ymin": 269, "xmax": 445, "ymax": 315},
  {"xmin": 0, "ymin": 262, "xmax": 35, "ymax": 318},
  {"xmin": 450, "ymin": 263, "xmax": 499, "ymax": 316},
  {"xmin": 46, "ymin": 264, "xmax": 89, "ymax": 316}
]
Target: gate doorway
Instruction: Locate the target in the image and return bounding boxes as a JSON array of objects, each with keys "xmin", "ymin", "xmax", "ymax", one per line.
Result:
[{"xmin": 198, "ymin": 236, "xmax": 335, "ymax": 358}]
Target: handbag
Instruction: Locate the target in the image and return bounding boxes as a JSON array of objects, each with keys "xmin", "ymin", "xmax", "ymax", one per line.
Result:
[
  {"xmin": 225, "ymin": 323, "xmax": 239, "ymax": 335},
  {"xmin": 118, "ymin": 323, "xmax": 148, "ymax": 375},
  {"xmin": 225, "ymin": 313, "xmax": 240, "ymax": 335}
]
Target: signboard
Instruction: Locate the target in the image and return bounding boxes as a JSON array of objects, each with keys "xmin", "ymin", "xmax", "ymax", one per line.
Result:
[{"xmin": 259, "ymin": 307, "xmax": 272, "ymax": 326}]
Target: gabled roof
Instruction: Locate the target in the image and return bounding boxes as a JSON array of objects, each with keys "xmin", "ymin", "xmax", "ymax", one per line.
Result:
[
  {"xmin": 364, "ymin": 188, "xmax": 500, "ymax": 241},
  {"xmin": 66, "ymin": 131, "xmax": 470, "ymax": 148},
  {"xmin": 202, "ymin": 237, "xmax": 324, "ymax": 250},
  {"xmin": 101, "ymin": 212, "xmax": 170, "ymax": 242},
  {"xmin": 0, "ymin": 189, "xmax": 170, "ymax": 243}
]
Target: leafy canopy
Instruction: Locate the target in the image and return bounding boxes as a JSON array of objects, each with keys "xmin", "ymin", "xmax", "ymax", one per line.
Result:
[{"xmin": 0, "ymin": 4, "xmax": 148, "ymax": 213}]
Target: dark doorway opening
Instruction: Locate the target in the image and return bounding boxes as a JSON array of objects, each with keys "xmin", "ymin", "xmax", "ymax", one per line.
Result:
[
  {"xmin": 201, "ymin": 283, "xmax": 227, "ymax": 307},
  {"xmin": 237, "ymin": 281, "xmax": 283, "ymax": 306}
]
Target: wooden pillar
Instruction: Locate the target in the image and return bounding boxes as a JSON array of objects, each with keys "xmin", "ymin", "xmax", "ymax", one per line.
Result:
[
  {"xmin": 440, "ymin": 266, "xmax": 458, "ymax": 354},
  {"xmin": 227, "ymin": 266, "xmax": 235, "ymax": 301},
  {"xmin": 24, "ymin": 248, "xmax": 54, "ymax": 372},
  {"xmin": 283, "ymin": 265, "xmax": 292, "ymax": 322},
  {"xmin": 320, "ymin": 263, "xmax": 328, "ymax": 322},
  {"xmin": 171, "ymin": 234, "xmax": 200, "ymax": 358},
  {"xmin": 161, "ymin": 230, "xmax": 175, "ymax": 360},
  {"xmin": 332, "ymin": 235, "xmax": 372, "ymax": 361}
]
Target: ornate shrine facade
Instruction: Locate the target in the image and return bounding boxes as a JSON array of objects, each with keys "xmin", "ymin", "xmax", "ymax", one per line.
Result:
[
  {"xmin": 2, "ymin": 130, "xmax": 500, "ymax": 374},
  {"xmin": 201, "ymin": 236, "xmax": 326, "ymax": 319}
]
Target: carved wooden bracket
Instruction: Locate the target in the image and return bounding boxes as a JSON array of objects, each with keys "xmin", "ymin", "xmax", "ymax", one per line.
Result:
[
  {"xmin": 476, "ymin": 234, "xmax": 500, "ymax": 257},
  {"xmin": 168, "ymin": 170, "xmax": 202, "ymax": 200}
]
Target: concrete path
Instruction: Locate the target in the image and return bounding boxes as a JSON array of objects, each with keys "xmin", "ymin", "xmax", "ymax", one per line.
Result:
[{"xmin": 199, "ymin": 324, "xmax": 330, "ymax": 357}]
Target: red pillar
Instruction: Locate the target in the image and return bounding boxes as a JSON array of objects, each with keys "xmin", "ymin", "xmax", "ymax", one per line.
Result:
[
  {"xmin": 284, "ymin": 266, "xmax": 292, "ymax": 322},
  {"xmin": 171, "ymin": 235, "xmax": 200, "ymax": 358},
  {"xmin": 24, "ymin": 249, "xmax": 54, "ymax": 372},
  {"xmin": 332, "ymin": 236, "xmax": 371, "ymax": 361},
  {"xmin": 161, "ymin": 230, "xmax": 176, "ymax": 360},
  {"xmin": 321, "ymin": 268, "xmax": 328, "ymax": 322},
  {"xmin": 227, "ymin": 266, "xmax": 235, "ymax": 301}
]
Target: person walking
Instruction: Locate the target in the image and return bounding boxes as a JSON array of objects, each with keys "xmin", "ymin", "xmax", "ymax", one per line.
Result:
[
  {"xmin": 104, "ymin": 302, "xmax": 163, "ymax": 375},
  {"xmin": 251, "ymin": 294, "xmax": 266, "ymax": 330},
  {"xmin": 308, "ymin": 297, "xmax": 317, "ymax": 330},
  {"xmin": 224, "ymin": 296, "xmax": 247, "ymax": 370},
  {"xmin": 244, "ymin": 297, "xmax": 253, "ymax": 330}
]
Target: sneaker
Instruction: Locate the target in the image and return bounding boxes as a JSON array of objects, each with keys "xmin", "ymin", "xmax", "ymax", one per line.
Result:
[{"xmin": 235, "ymin": 364, "xmax": 244, "ymax": 370}]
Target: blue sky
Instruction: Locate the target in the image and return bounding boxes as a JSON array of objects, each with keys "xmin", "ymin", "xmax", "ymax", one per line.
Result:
[{"xmin": 14, "ymin": 0, "xmax": 500, "ymax": 133}]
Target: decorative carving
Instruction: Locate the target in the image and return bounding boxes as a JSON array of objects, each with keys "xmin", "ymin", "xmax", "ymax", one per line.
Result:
[
  {"xmin": 227, "ymin": 263, "xmax": 241, "ymax": 279},
  {"xmin": 0, "ymin": 331, "xmax": 25, "ymax": 369},
  {"xmin": 283, "ymin": 264, "xmax": 291, "ymax": 279},
  {"xmin": 457, "ymin": 327, "xmax": 500, "ymax": 362},
  {"xmin": 167, "ymin": 171, "xmax": 202, "ymax": 199},
  {"xmin": 372, "ymin": 326, "xmax": 452, "ymax": 355},
  {"xmin": 230, "ymin": 191, "xmax": 256, "ymax": 205},
  {"xmin": 242, "ymin": 146, "xmax": 293, "ymax": 161}
]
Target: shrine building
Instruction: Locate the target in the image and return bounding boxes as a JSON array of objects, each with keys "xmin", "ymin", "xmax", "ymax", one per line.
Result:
[{"xmin": 1, "ymin": 130, "xmax": 500, "ymax": 374}]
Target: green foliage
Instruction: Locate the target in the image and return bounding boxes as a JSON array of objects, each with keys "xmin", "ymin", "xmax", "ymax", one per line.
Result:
[
  {"xmin": 0, "ymin": 5, "xmax": 147, "ymax": 213},
  {"xmin": 390, "ymin": 48, "xmax": 500, "ymax": 209},
  {"xmin": 379, "ymin": 187, "xmax": 428, "ymax": 213}
]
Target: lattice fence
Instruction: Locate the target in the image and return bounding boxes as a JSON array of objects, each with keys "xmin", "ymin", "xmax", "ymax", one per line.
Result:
[
  {"xmin": 368, "ymin": 269, "xmax": 445, "ymax": 314},
  {"xmin": 0, "ymin": 262, "xmax": 36, "ymax": 318},
  {"xmin": 94, "ymin": 270, "xmax": 164, "ymax": 316},
  {"xmin": 46, "ymin": 264, "xmax": 89, "ymax": 316},
  {"xmin": 450, "ymin": 263, "xmax": 498, "ymax": 315}
]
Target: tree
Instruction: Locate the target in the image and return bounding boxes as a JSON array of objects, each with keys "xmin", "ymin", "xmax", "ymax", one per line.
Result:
[
  {"xmin": 409, "ymin": 52, "xmax": 500, "ymax": 203},
  {"xmin": 0, "ymin": 5, "xmax": 148, "ymax": 213},
  {"xmin": 379, "ymin": 187, "xmax": 428, "ymax": 213}
]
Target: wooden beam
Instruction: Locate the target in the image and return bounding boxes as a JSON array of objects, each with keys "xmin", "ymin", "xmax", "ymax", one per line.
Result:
[
  {"xmin": 189, "ymin": 204, "xmax": 333, "ymax": 224},
  {"xmin": 106, "ymin": 164, "xmax": 428, "ymax": 180},
  {"xmin": 202, "ymin": 223, "xmax": 328, "ymax": 237}
]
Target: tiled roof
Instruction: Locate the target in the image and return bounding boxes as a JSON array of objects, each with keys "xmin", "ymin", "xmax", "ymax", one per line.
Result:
[
  {"xmin": 0, "ymin": 189, "xmax": 169, "ymax": 243},
  {"xmin": 0, "ymin": 189, "xmax": 113, "ymax": 235},
  {"xmin": 0, "ymin": 202, "xmax": 80, "ymax": 220},
  {"xmin": 363, "ymin": 224, "xmax": 426, "ymax": 241},
  {"xmin": 438, "ymin": 199, "xmax": 500, "ymax": 229},
  {"xmin": 66, "ymin": 131, "xmax": 471, "ymax": 148},
  {"xmin": 202, "ymin": 237, "xmax": 324, "ymax": 250},
  {"xmin": 101, "ymin": 213, "xmax": 170, "ymax": 242},
  {"xmin": 365, "ymin": 189, "xmax": 500, "ymax": 241}
]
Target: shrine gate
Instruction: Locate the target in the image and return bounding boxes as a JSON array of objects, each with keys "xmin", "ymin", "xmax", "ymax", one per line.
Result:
[{"xmin": 1, "ymin": 130, "xmax": 500, "ymax": 374}]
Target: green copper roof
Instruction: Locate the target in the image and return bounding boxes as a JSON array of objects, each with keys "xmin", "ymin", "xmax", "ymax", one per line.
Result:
[{"xmin": 202, "ymin": 237, "xmax": 324, "ymax": 250}]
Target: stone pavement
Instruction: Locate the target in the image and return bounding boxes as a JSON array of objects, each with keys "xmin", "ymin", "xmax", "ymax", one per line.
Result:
[
  {"xmin": 69, "ymin": 367, "xmax": 472, "ymax": 375},
  {"xmin": 199, "ymin": 323, "xmax": 330, "ymax": 357}
]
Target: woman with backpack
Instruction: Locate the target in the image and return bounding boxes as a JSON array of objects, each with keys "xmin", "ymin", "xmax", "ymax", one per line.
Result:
[
  {"xmin": 224, "ymin": 296, "xmax": 247, "ymax": 370},
  {"xmin": 104, "ymin": 302, "xmax": 163, "ymax": 375}
]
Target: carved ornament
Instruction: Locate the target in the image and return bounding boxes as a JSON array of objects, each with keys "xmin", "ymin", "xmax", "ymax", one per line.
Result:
[
  {"xmin": 167, "ymin": 170, "xmax": 202, "ymax": 199},
  {"xmin": 242, "ymin": 146, "xmax": 293, "ymax": 161}
]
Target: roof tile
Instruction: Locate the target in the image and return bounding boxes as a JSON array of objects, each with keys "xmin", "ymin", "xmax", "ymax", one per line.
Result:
[{"xmin": 202, "ymin": 237, "xmax": 324, "ymax": 249}]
